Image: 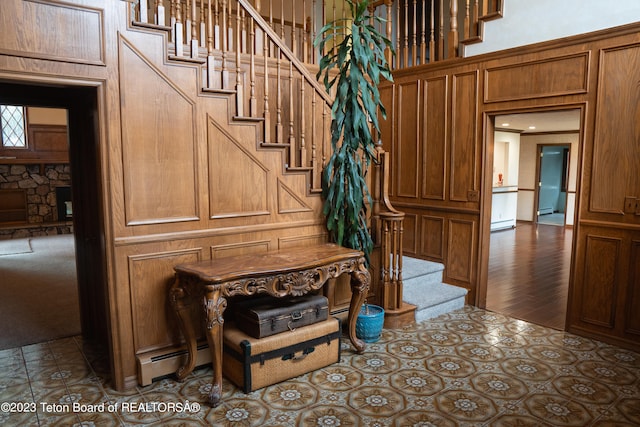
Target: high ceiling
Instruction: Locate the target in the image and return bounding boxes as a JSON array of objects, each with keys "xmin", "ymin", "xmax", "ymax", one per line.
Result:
[{"xmin": 495, "ymin": 109, "xmax": 581, "ymax": 133}]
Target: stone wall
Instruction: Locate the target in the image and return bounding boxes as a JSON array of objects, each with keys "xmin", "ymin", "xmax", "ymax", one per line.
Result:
[{"xmin": 0, "ymin": 164, "xmax": 73, "ymax": 239}]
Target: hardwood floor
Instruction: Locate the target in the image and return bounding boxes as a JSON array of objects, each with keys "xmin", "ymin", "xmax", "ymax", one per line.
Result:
[{"xmin": 486, "ymin": 221, "xmax": 572, "ymax": 330}]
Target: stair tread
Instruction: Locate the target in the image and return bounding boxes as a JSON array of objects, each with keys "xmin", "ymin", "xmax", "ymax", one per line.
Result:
[
  {"xmin": 402, "ymin": 256, "xmax": 444, "ymax": 279},
  {"xmin": 233, "ymin": 115, "xmax": 265, "ymax": 122},
  {"xmin": 202, "ymin": 87, "xmax": 237, "ymax": 95},
  {"xmin": 168, "ymin": 54, "xmax": 206, "ymax": 64},
  {"xmin": 261, "ymin": 142, "xmax": 291, "ymax": 148},
  {"xmin": 403, "ymin": 279, "xmax": 468, "ymax": 309},
  {"xmin": 131, "ymin": 21, "xmax": 172, "ymax": 32}
]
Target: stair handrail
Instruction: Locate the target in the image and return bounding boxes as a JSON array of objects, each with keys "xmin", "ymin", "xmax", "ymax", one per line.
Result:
[{"xmin": 236, "ymin": 0, "xmax": 333, "ymax": 106}]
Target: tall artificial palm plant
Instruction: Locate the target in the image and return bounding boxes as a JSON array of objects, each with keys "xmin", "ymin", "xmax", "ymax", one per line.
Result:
[{"xmin": 315, "ymin": 0, "xmax": 394, "ymax": 263}]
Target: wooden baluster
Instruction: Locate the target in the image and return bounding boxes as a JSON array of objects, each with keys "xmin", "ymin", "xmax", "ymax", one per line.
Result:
[
  {"xmin": 464, "ymin": 0, "xmax": 470, "ymax": 40},
  {"xmin": 368, "ymin": 3, "xmax": 375, "ymax": 38},
  {"xmin": 249, "ymin": 14, "xmax": 257, "ymax": 117},
  {"xmin": 282, "ymin": 0, "xmax": 298, "ymax": 159},
  {"xmin": 156, "ymin": 0, "xmax": 166, "ymax": 26},
  {"xmin": 322, "ymin": 101, "xmax": 328, "ymax": 174},
  {"xmin": 311, "ymin": 0, "xmax": 317, "ymax": 63},
  {"xmin": 185, "ymin": 0, "xmax": 192, "ymax": 52},
  {"xmin": 253, "ymin": 0, "xmax": 263, "ymax": 58},
  {"xmin": 213, "ymin": 0, "xmax": 220, "ymax": 49},
  {"xmin": 263, "ymin": 6, "xmax": 271, "ymax": 143},
  {"xmin": 398, "ymin": 219, "xmax": 405, "ymax": 307},
  {"xmin": 472, "ymin": 0, "xmax": 479, "ymax": 37},
  {"xmin": 311, "ymin": 90, "xmax": 318, "ymax": 189},
  {"xmin": 206, "ymin": 0, "xmax": 216, "ymax": 88},
  {"xmin": 190, "ymin": 0, "xmax": 199, "ymax": 58},
  {"xmin": 302, "ymin": 0, "xmax": 308, "ymax": 62},
  {"xmin": 200, "ymin": 0, "xmax": 206, "ymax": 47},
  {"xmin": 175, "ymin": 0, "xmax": 184, "ymax": 56},
  {"xmin": 438, "ymin": 0, "xmax": 444, "ymax": 60},
  {"xmin": 299, "ymin": 77, "xmax": 306, "ymax": 168},
  {"xmin": 170, "ymin": 0, "xmax": 177, "ymax": 35},
  {"xmin": 288, "ymin": 61, "xmax": 295, "ymax": 166},
  {"xmin": 429, "ymin": 0, "xmax": 435, "ymax": 63},
  {"xmin": 395, "ymin": 0, "xmax": 400, "ymax": 68},
  {"xmin": 331, "ymin": 0, "xmax": 337, "ymax": 56},
  {"xmin": 420, "ymin": 0, "xmax": 426, "ymax": 65},
  {"xmin": 341, "ymin": 0, "xmax": 346, "ymax": 41},
  {"xmin": 411, "ymin": 0, "xmax": 417, "ymax": 66},
  {"xmin": 482, "ymin": 0, "xmax": 489, "ymax": 16},
  {"xmin": 269, "ymin": 0, "xmax": 274, "ymax": 57},
  {"xmin": 227, "ymin": 1, "xmax": 233, "ymax": 50},
  {"xmin": 276, "ymin": 4, "xmax": 283, "ymax": 144},
  {"xmin": 382, "ymin": 220, "xmax": 391, "ymax": 302},
  {"xmin": 385, "ymin": 0, "xmax": 393, "ymax": 66},
  {"xmin": 448, "ymin": 0, "xmax": 458, "ymax": 58},
  {"xmin": 305, "ymin": 16, "xmax": 312, "ymax": 63},
  {"xmin": 140, "ymin": 0, "xmax": 148, "ymax": 23},
  {"xmin": 221, "ymin": 0, "xmax": 229, "ymax": 88},
  {"xmin": 241, "ymin": 9, "xmax": 247, "ymax": 53},
  {"xmin": 236, "ymin": 4, "xmax": 243, "ymax": 116},
  {"xmin": 291, "ymin": 0, "xmax": 297, "ymax": 58},
  {"xmin": 403, "ymin": 0, "xmax": 409, "ymax": 68}
]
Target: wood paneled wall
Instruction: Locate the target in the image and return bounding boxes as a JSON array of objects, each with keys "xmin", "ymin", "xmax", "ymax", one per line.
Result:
[
  {"xmin": 382, "ymin": 23, "xmax": 640, "ymax": 352},
  {"xmin": 0, "ymin": 0, "xmax": 333, "ymax": 390}
]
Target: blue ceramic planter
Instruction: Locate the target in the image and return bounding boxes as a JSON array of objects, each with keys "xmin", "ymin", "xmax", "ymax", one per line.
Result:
[{"xmin": 356, "ymin": 304, "xmax": 385, "ymax": 343}]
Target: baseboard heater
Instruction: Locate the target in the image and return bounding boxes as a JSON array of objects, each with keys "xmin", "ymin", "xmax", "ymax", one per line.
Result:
[
  {"xmin": 490, "ymin": 218, "xmax": 516, "ymax": 231},
  {"xmin": 137, "ymin": 343, "xmax": 212, "ymax": 386},
  {"xmin": 539, "ymin": 207, "xmax": 554, "ymax": 215}
]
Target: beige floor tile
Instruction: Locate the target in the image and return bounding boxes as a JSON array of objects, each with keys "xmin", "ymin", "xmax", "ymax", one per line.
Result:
[{"xmin": 1, "ymin": 306, "xmax": 638, "ymax": 426}]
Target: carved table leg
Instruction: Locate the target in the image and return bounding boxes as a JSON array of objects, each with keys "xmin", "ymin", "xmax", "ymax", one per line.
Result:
[
  {"xmin": 347, "ymin": 257, "xmax": 371, "ymax": 353},
  {"xmin": 203, "ymin": 288, "xmax": 227, "ymax": 407},
  {"xmin": 169, "ymin": 275, "xmax": 198, "ymax": 380}
]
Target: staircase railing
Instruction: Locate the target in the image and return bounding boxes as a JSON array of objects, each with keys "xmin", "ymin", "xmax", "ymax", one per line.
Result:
[
  {"xmin": 127, "ymin": 0, "xmax": 452, "ymax": 323},
  {"xmin": 134, "ymin": 1, "xmax": 503, "ymax": 71},
  {"xmin": 132, "ymin": 0, "xmax": 336, "ymax": 191}
]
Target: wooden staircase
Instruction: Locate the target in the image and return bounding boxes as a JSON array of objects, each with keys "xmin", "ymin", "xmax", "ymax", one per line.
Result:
[
  {"xmin": 123, "ymin": 0, "xmax": 507, "ymax": 327},
  {"xmin": 126, "ymin": 0, "xmax": 411, "ymax": 324}
]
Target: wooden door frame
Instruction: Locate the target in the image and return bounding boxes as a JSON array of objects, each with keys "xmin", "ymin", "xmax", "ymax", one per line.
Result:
[
  {"xmin": 0, "ymin": 78, "xmax": 111, "ymax": 350},
  {"xmin": 535, "ymin": 143, "xmax": 571, "ymax": 225},
  {"xmin": 478, "ymin": 105, "xmax": 585, "ymax": 319}
]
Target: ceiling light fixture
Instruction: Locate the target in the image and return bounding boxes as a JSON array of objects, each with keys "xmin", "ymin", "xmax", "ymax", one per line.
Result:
[{"xmin": 501, "ymin": 123, "xmax": 510, "ymax": 127}]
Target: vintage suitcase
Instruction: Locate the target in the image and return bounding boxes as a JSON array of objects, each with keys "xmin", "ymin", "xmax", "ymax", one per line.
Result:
[
  {"xmin": 232, "ymin": 294, "xmax": 329, "ymax": 338},
  {"xmin": 223, "ymin": 317, "xmax": 341, "ymax": 393}
]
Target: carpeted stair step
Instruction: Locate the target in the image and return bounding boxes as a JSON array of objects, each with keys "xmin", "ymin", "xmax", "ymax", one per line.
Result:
[{"xmin": 401, "ymin": 257, "xmax": 468, "ymax": 323}]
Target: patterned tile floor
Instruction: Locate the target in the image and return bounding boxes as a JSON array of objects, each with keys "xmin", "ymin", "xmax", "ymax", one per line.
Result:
[{"xmin": 1, "ymin": 306, "xmax": 639, "ymax": 426}]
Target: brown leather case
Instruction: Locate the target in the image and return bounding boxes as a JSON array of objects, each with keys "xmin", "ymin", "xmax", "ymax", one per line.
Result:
[{"xmin": 232, "ymin": 294, "xmax": 329, "ymax": 338}]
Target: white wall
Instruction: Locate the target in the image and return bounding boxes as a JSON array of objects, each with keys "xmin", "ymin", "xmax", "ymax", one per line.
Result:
[
  {"xmin": 491, "ymin": 131, "xmax": 520, "ymax": 230},
  {"xmin": 493, "ymin": 131, "xmax": 520, "ymax": 186},
  {"xmin": 464, "ymin": 0, "xmax": 640, "ymax": 57}
]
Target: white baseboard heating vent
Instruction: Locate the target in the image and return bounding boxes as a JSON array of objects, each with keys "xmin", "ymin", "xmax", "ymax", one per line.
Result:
[
  {"xmin": 539, "ymin": 207, "xmax": 554, "ymax": 215},
  {"xmin": 137, "ymin": 343, "xmax": 212, "ymax": 386}
]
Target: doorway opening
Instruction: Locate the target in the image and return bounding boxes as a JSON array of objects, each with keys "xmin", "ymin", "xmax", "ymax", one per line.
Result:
[
  {"xmin": 485, "ymin": 109, "xmax": 580, "ymax": 330},
  {"xmin": 0, "ymin": 81, "xmax": 109, "ymax": 350},
  {"xmin": 537, "ymin": 144, "xmax": 571, "ymax": 226}
]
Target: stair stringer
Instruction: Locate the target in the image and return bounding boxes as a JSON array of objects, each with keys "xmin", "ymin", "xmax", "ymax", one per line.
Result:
[
  {"xmin": 459, "ymin": 0, "xmax": 505, "ymax": 56},
  {"xmin": 117, "ymin": 17, "xmax": 327, "ymax": 236},
  {"xmin": 126, "ymin": 13, "xmax": 329, "ymax": 201}
]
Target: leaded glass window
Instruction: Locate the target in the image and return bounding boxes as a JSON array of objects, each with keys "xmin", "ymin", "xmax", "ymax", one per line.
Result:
[{"xmin": 0, "ymin": 105, "xmax": 27, "ymax": 148}]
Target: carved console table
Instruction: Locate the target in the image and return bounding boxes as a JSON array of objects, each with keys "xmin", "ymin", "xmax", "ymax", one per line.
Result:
[{"xmin": 169, "ymin": 243, "xmax": 371, "ymax": 406}]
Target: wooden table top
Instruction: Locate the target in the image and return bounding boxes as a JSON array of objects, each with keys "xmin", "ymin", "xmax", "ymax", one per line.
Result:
[{"xmin": 174, "ymin": 243, "xmax": 364, "ymax": 283}]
